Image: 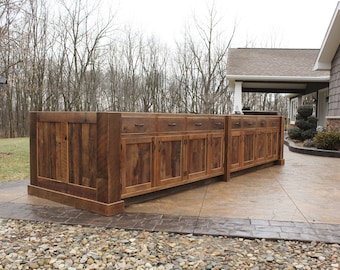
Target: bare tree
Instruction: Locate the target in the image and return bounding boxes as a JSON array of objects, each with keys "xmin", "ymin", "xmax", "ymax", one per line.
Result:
[
  {"xmin": 179, "ymin": 2, "xmax": 235, "ymax": 114},
  {"xmin": 54, "ymin": 0, "xmax": 115, "ymax": 111}
]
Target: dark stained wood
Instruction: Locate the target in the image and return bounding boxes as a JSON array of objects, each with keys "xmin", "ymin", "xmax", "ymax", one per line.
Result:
[
  {"xmin": 28, "ymin": 185, "xmax": 124, "ymax": 216},
  {"xmin": 157, "ymin": 135, "xmax": 183, "ymax": 185},
  {"xmin": 29, "ymin": 113, "xmax": 38, "ymax": 186},
  {"xmin": 157, "ymin": 116, "xmax": 186, "ymax": 132},
  {"xmin": 187, "ymin": 117, "xmax": 209, "ymax": 131},
  {"xmin": 29, "ymin": 112, "xmax": 284, "ymax": 216},
  {"xmin": 37, "ymin": 112, "xmax": 96, "ymax": 123},
  {"xmin": 36, "ymin": 176, "xmax": 97, "ymax": 200},
  {"xmin": 187, "ymin": 134, "xmax": 207, "ymax": 179}
]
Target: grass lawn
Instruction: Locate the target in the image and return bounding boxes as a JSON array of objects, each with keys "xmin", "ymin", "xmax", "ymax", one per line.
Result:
[{"xmin": 0, "ymin": 137, "xmax": 29, "ymax": 182}]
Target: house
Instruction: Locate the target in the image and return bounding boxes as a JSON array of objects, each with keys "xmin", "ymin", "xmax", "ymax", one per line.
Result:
[
  {"xmin": 314, "ymin": 2, "xmax": 340, "ymax": 132},
  {"xmin": 226, "ymin": 48, "xmax": 329, "ymax": 126},
  {"xmin": 226, "ymin": 2, "xmax": 340, "ymax": 132}
]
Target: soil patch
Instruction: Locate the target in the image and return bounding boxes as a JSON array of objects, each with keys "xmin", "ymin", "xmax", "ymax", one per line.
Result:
[{"xmin": 0, "ymin": 152, "xmax": 10, "ymax": 159}]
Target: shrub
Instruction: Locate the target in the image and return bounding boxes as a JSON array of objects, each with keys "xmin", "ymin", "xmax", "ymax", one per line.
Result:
[
  {"xmin": 297, "ymin": 105, "xmax": 313, "ymax": 119},
  {"xmin": 288, "ymin": 105, "xmax": 317, "ymax": 141},
  {"xmin": 295, "ymin": 119, "xmax": 312, "ymax": 130},
  {"xmin": 288, "ymin": 127, "xmax": 302, "ymax": 140},
  {"xmin": 313, "ymin": 132, "xmax": 340, "ymax": 150},
  {"xmin": 301, "ymin": 129, "xmax": 317, "ymax": 141}
]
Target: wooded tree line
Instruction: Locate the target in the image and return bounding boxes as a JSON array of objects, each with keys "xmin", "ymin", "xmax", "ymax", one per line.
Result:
[{"xmin": 0, "ymin": 0, "xmax": 288, "ymax": 138}]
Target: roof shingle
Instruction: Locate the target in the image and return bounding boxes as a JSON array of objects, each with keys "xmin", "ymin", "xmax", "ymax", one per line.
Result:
[{"xmin": 227, "ymin": 48, "xmax": 329, "ymax": 78}]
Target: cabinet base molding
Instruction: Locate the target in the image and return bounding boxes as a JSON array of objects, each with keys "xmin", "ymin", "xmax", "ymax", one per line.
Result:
[{"xmin": 28, "ymin": 185, "xmax": 125, "ymax": 217}]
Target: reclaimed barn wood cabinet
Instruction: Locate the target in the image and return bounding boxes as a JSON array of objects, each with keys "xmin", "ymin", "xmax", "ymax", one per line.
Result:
[
  {"xmin": 29, "ymin": 112, "xmax": 284, "ymax": 216},
  {"xmin": 228, "ymin": 116, "xmax": 283, "ymax": 173},
  {"xmin": 120, "ymin": 114, "xmax": 225, "ymax": 198}
]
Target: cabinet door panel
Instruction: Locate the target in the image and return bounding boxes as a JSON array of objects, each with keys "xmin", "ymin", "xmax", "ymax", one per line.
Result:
[
  {"xmin": 256, "ymin": 130, "xmax": 266, "ymax": 164},
  {"xmin": 208, "ymin": 133, "xmax": 224, "ymax": 175},
  {"xmin": 243, "ymin": 131, "xmax": 255, "ymax": 167},
  {"xmin": 230, "ymin": 131, "xmax": 242, "ymax": 172},
  {"xmin": 186, "ymin": 134, "xmax": 207, "ymax": 179},
  {"xmin": 157, "ymin": 135, "xmax": 183, "ymax": 185},
  {"xmin": 266, "ymin": 129, "xmax": 279, "ymax": 161},
  {"xmin": 121, "ymin": 137, "xmax": 153, "ymax": 195}
]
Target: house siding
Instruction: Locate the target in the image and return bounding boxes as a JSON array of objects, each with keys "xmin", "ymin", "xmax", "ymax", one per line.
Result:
[
  {"xmin": 329, "ymin": 45, "xmax": 340, "ymax": 116},
  {"xmin": 327, "ymin": 45, "xmax": 340, "ymax": 131}
]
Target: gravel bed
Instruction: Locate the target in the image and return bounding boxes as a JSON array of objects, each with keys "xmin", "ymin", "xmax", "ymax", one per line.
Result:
[{"xmin": 0, "ymin": 218, "xmax": 339, "ymax": 269}]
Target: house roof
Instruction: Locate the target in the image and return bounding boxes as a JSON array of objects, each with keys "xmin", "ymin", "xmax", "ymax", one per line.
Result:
[
  {"xmin": 227, "ymin": 48, "xmax": 329, "ymax": 82},
  {"xmin": 314, "ymin": 2, "xmax": 340, "ymax": 70}
]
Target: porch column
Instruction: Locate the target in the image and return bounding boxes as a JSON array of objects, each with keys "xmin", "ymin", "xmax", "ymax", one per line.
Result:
[{"xmin": 233, "ymin": 81, "xmax": 243, "ymax": 114}]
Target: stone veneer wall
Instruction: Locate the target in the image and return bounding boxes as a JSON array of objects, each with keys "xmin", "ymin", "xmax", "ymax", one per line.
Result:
[
  {"xmin": 327, "ymin": 117, "xmax": 340, "ymax": 132},
  {"xmin": 327, "ymin": 45, "xmax": 340, "ymax": 131}
]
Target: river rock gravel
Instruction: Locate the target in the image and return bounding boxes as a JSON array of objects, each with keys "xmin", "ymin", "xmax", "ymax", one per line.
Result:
[{"xmin": 0, "ymin": 218, "xmax": 339, "ymax": 269}]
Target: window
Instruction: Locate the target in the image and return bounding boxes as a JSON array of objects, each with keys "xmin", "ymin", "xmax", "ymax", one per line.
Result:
[{"xmin": 290, "ymin": 97, "xmax": 298, "ymax": 124}]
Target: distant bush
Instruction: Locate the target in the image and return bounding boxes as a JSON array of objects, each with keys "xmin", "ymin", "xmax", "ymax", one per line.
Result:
[{"xmin": 313, "ymin": 132, "xmax": 340, "ymax": 150}]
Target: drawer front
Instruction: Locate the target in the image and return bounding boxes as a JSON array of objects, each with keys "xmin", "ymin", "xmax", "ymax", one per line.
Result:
[
  {"xmin": 210, "ymin": 118, "xmax": 225, "ymax": 130},
  {"xmin": 267, "ymin": 118, "xmax": 280, "ymax": 128},
  {"xmin": 158, "ymin": 117, "xmax": 185, "ymax": 132},
  {"xmin": 257, "ymin": 118, "xmax": 267, "ymax": 128},
  {"xmin": 243, "ymin": 118, "xmax": 256, "ymax": 129},
  {"xmin": 231, "ymin": 118, "xmax": 242, "ymax": 129},
  {"xmin": 187, "ymin": 117, "xmax": 210, "ymax": 131},
  {"xmin": 121, "ymin": 117, "xmax": 156, "ymax": 133}
]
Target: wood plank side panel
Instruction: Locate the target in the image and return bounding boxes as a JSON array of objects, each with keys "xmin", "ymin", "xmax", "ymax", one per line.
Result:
[
  {"xmin": 80, "ymin": 123, "xmax": 97, "ymax": 187},
  {"xmin": 30, "ymin": 112, "xmax": 38, "ymax": 186},
  {"xmin": 35, "ymin": 176, "xmax": 97, "ymax": 200},
  {"xmin": 69, "ymin": 123, "xmax": 82, "ymax": 185}
]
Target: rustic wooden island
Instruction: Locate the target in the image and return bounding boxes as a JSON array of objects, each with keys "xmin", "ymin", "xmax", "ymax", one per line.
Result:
[{"xmin": 28, "ymin": 112, "xmax": 285, "ymax": 216}]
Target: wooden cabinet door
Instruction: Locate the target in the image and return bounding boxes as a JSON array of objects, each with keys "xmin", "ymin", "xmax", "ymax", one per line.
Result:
[
  {"xmin": 185, "ymin": 134, "xmax": 207, "ymax": 180},
  {"xmin": 230, "ymin": 130, "xmax": 242, "ymax": 172},
  {"xmin": 121, "ymin": 136, "xmax": 154, "ymax": 196},
  {"xmin": 255, "ymin": 130, "xmax": 266, "ymax": 164},
  {"xmin": 266, "ymin": 129, "xmax": 279, "ymax": 161},
  {"xmin": 155, "ymin": 135, "xmax": 183, "ymax": 186},
  {"xmin": 207, "ymin": 133, "xmax": 224, "ymax": 175},
  {"xmin": 243, "ymin": 130, "xmax": 256, "ymax": 167}
]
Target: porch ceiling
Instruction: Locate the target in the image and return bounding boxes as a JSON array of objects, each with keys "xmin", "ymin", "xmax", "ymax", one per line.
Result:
[{"xmin": 241, "ymin": 81, "xmax": 329, "ymax": 94}]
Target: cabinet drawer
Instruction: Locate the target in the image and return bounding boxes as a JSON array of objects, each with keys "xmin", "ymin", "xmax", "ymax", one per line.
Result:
[
  {"xmin": 243, "ymin": 118, "xmax": 256, "ymax": 129},
  {"xmin": 121, "ymin": 117, "xmax": 156, "ymax": 133},
  {"xmin": 210, "ymin": 118, "xmax": 225, "ymax": 130},
  {"xmin": 257, "ymin": 118, "xmax": 267, "ymax": 128},
  {"xmin": 267, "ymin": 118, "xmax": 280, "ymax": 128},
  {"xmin": 231, "ymin": 118, "xmax": 242, "ymax": 129},
  {"xmin": 158, "ymin": 117, "xmax": 185, "ymax": 132},
  {"xmin": 187, "ymin": 117, "xmax": 209, "ymax": 131}
]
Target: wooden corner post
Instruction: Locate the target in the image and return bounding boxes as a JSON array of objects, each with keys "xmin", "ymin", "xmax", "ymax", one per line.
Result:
[{"xmin": 96, "ymin": 113, "xmax": 124, "ymax": 216}]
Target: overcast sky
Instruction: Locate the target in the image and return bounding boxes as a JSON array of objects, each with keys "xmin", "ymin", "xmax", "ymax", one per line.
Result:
[{"xmin": 105, "ymin": 0, "xmax": 339, "ymax": 49}]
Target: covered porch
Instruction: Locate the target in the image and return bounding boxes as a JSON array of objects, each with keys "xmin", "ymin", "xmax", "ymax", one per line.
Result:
[{"xmin": 226, "ymin": 48, "xmax": 330, "ymax": 127}]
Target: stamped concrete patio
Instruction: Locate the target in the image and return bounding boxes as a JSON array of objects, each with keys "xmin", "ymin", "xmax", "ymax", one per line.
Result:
[{"xmin": 1, "ymin": 145, "xmax": 340, "ymax": 243}]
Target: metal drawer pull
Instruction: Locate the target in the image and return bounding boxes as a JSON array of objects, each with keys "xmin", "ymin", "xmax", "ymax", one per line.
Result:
[
  {"xmin": 195, "ymin": 123, "xmax": 203, "ymax": 126},
  {"xmin": 134, "ymin": 123, "xmax": 145, "ymax": 127},
  {"xmin": 247, "ymin": 122, "xmax": 253, "ymax": 125},
  {"xmin": 234, "ymin": 122, "xmax": 240, "ymax": 125},
  {"xmin": 214, "ymin": 122, "xmax": 222, "ymax": 125},
  {"xmin": 168, "ymin": 122, "xmax": 177, "ymax": 126}
]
